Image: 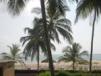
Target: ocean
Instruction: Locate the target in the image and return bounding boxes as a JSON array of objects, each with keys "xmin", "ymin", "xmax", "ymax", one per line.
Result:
[{"xmin": 24, "ymin": 54, "xmax": 101, "ymax": 63}]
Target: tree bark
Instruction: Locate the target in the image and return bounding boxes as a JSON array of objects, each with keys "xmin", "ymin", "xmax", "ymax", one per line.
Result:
[
  {"xmin": 40, "ymin": 0, "xmax": 55, "ymax": 76},
  {"xmin": 73, "ymin": 61, "xmax": 75, "ymax": 71},
  {"xmin": 37, "ymin": 49, "xmax": 39, "ymax": 76},
  {"xmin": 72, "ymin": 60, "xmax": 75, "ymax": 71},
  {"xmin": 37, "ymin": 50, "xmax": 40, "ymax": 71},
  {"xmin": 89, "ymin": 11, "xmax": 96, "ymax": 72}
]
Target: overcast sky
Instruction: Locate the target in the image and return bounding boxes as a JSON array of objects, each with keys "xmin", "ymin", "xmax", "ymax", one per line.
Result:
[{"xmin": 0, "ymin": 0, "xmax": 101, "ymax": 54}]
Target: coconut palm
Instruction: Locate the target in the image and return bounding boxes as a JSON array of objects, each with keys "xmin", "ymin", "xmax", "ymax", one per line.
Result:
[
  {"xmin": 20, "ymin": 18, "xmax": 56, "ymax": 71},
  {"xmin": 32, "ymin": 7, "xmax": 72, "ymax": 76},
  {"xmin": 1, "ymin": 44, "xmax": 24, "ymax": 65},
  {"xmin": 75, "ymin": 0, "xmax": 101, "ymax": 72},
  {"xmin": 58, "ymin": 43, "xmax": 88, "ymax": 71},
  {"xmin": 40, "ymin": 0, "xmax": 67, "ymax": 75},
  {"xmin": 33, "ymin": 3, "xmax": 72, "ymax": 75},
  {"xmin": 1, "ymin": 0, "xmax": 71, "ymax": 75},
  {"xmin": 41, "ymin": 1, "xmax": 72, "ymax": 75}
]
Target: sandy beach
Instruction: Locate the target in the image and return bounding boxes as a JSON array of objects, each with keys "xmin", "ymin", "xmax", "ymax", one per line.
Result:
[{"xmin": 15, "ymin": 60, "xmax": 101, "ymax": 71}]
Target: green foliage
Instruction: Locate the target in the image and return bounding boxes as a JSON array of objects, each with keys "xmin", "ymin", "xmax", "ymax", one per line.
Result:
[
  {"xmin": 1, "ymin": 44, "xmax": 25, "ymax": 65},
  {"xmin": 76, "ymin": 0, "xmax": 101, "ymax": 22},
  {"xmin": 69, "ymin": 73, "xmax": 82, "ymax": 76},
  {"xmin": 1, "ymin": 44, "xmax": 21, "ymax": 60},
  {"xmin": 58, "ymin": 42, "xmax": 88, "ymax": 70},
  {"xmin": 56, "ymin": 71, "xmax": 70, "ymax": 76},
  {"xmin": 39, "ymin": 72, "xmax": 51, "ymax": 76},
  {"xmin": 39, "ymin": 71, "xmax": 101, "ymax": 76},
  {"xmin": 56, "ymin": 71, "xmax": 82, "ymax": 76}
]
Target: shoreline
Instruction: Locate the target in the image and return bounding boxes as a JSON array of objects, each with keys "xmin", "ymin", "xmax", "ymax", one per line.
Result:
[{"xmin": 15, "ymin": 60, "xmax": 101, "ymax": 70}]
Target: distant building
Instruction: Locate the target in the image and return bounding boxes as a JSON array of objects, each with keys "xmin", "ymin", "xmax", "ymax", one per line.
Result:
[{"xmin": 0, "ymin": 60, "xmax": 15, "ymax": 76}]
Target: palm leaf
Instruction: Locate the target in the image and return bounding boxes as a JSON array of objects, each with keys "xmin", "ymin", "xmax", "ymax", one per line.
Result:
[
  {"xmin": 75, "ymin": 0, "xmax": 101, "ymax": 22},
  {"xmin": 7, "ymin": 0, "xmax": 26, "ymax": 15},
  {"xmin": 56, "ymin": 26, "xmax": 73, "ymax": 43},
  {"xmin": 79, "ymin": 51, "xmax": 88, "ymax": 56}
]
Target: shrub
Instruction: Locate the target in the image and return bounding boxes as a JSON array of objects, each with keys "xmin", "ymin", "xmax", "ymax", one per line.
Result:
[
  {"xmin": 56, "ymin": 71, "xmax": 70, "ymax": 76},
  {"xmin": 69, "ymin": 73, "xmax": 82, "ymax": 76},
  {"xmin": 56, "ymin": 71, "xmax": 82, "ymax": 76},
  {"xmin": 39, "ymin": 71, "xmax": 51, "ymax": 76}
]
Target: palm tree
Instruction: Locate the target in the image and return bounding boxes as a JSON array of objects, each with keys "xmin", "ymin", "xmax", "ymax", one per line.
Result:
[
  {"xmin": 75, "ymin": 0, "xmax": 101, "ymax": 72},
  {"xmin": 40, "ymin": 1, "xmax": 72, "ymax": 75},
  {"xmin": 32, "ymin": 4, "xmax": 72, "ymax": 75},
  {"xmin": 58, "ymin": 43, "xmax": 88, "ymax": 71},
  {"xmin": 21, "ymin": 35, "xmax": 46, "ymax": 71},
  {"xmin": 1, "ymin": 0, "xmax": 71, "ymax": 75},
  {"xmin": 21, "ymin": 14, "xmax": 72, "ymax": 72},
  {"xmin": 1, "ymin": 44, "xmax": 24, "ymax": 65},
  {"xmin": 20, "ymin": 18, "xmax": 56, "ymax": 71}
]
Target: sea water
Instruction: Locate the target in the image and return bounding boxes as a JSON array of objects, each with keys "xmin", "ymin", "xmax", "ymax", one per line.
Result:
[{"xmin": 24, "ymin": 54, "xmax": 101, "ymax": 63}]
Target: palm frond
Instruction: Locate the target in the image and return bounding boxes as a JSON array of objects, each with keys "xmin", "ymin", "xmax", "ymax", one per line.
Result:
[
  {"xmin": 20, "ymin": 36, "xmax": 31, "ymax": 46},
  {"xmin": 63, "ymin": 46, "xmax": 72, "ymax": 53},
  {"xmin": 79, "ymin": 50, "xmax": 89, "ymax": 56},
  {"xmin": 24, "ymin": 27, "xmax": 32, "ymax": 33},
  {"xmin": 75, "ymin": 0, "xmax": 101, "ymax": 22},
  {"xmin": 7, "ymin": 0, "xmax": 27, "ymax": 15},
  {"xmin": 69, "ymin": 0, "xmax": 78, "ymax": 3},
  {"xmin": 57, "ymin": 23, "xmax": 72, "ymax": 33},
  {"xmin": 31, "ymin": 7, "xmax": 41, "ymax": 14},
  {"xmin": 56, "ymin": 26, "xmax": 73, "ymax": 43},
  {"xmin": 23, "ymin": 40, "xmax": 36, "ymax": 57},
  {"xmin": 50, "ymin": 28, "xmax": 60, "ymax": 43},
  {"xmin": 1, "ymin": 44, "xmax": 23, "ymax": 63},
  {"xmin": 50, "ymin": 43, "xmax": 56, "ymax": 51},
  {"xmin": 56, "ymin": 18, "xmax": 71, "ymax": 26},
  {"xmin": 47, "ymin": 0, "xmax": 69, "ymax": 17},
  {"xmin": 61, "ymin": 42, "xmax": 88, "ymax": 64},
  {"xmin": 58, "ymin": 56, "xmax": 71, "ymax": 62},
  {"xmin": 56, "ymin": 0, "xmax": 69, "ymax": 14},
  {"xmin": 8, "ymin": 44, "xmax": 20, "ymax": 57}
]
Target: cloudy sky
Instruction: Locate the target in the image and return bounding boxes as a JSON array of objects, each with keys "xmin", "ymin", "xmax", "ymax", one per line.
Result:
[{"xmin": 0, "ymin": 0, "xmax": 101, "ymax": 54}]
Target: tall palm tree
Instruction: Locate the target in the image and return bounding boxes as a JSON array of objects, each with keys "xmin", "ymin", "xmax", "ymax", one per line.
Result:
[
  {"xmin": 58, "ymin": 43, "xmax": 88, "ymax": 71},
  {"xmin": 33, "ymin": 1, "xmax": 72, "ymax": 75},
  {"xmin": 41, "ymin": 1, "xmax": 72, "ymax": 75},
  {"xmin": 1, "ymin": 44, "xmax": 24, "ymax": 65},
  {"xmin": 20, "ymin": 18, "xmax": 56, "ymax": 71},
  {"xmin": 75, "ymin": 0, "xmax": 101, "ymax": 72},
  {"xmin": 1, "ymin": 0, "xmax": 71, "ymax": 75}
]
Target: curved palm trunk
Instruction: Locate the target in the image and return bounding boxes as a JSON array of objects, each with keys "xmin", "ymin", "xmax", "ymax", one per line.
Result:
[
  {"xmin": 89, "ymin": 11, "xmax": 96, "ymax": 72},
  {"xmin": 40, "ymin": 0, "xmax": 55, "ymax": 76}
]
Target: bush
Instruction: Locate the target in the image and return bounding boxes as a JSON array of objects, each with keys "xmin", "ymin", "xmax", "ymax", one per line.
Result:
[
  {"xmin": 56, "ymin": 71, "xmax": 83, "ymax": 76},
  {"xmin": 56, "ymin": 71, "xmax": 70, "ymax": 76},
  {"xmin": 39, "ymin": 71, "xmax": 51, "ymax": 76},
  {"xmin": 69, "ymin": 73, "xmax": 82, "ymax": 76}
]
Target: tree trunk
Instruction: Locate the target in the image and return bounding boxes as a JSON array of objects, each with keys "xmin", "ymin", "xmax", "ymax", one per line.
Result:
[
  {"xmin": 40, "ymin": 0, "xmax": 55, "ymax": 76},
  {"xmin": 72, "ymin": 60, "xmax": 75, "ymax": 71},
  {"xmin": 37, "ymin": 50, "xmax": 40, "ymax": 76},
  {"xmin": 89, "ymin": 11, "xmax": 96, "ymax": 72},
  {"xmin": 37, "ymin": 50, "xmax": 40, "ymax": 71}
]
